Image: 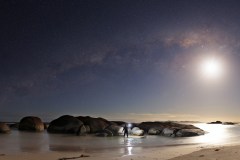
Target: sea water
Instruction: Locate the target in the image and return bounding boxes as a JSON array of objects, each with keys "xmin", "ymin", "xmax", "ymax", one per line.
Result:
[{"xmin": 1, "ymin": 123, "xmax": 240, "ymax": 155}]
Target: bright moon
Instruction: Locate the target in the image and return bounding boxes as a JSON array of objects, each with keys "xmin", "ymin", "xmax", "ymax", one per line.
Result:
[{"xmin": 200, "ymin": 58, "xmax": 223, "ymax": 80}]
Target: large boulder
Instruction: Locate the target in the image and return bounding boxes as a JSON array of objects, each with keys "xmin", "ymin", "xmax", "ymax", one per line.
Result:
[
  {"xmin": 131, "ymin": 127, "xmax": 144, "ymax": 136},
  {"xmin": 106, "ymin": 125, "xmax": 123, "ymax": 136},
  {"xmin": 162, "ymin": 128, "xmax": 175, "ymax": 137},
  {"xmin": 85, "ymin": 125, "xmax": 90, "ymax": 133},
  {"xmin": 77, "ymin": 116, "xmax": 110, "ymax": 133},
  {"xmin": 48, "ymin": 115, "xmax": 84, "ymax": 134},
  {"xmin": 148, "ymin": 128, "xmax": 162, "ymax": 135},
  {"xmin": 76, "ymin": 125, "xmax": 87, "ymax": 136},
  {"xmin": 9, "ymin": 123, "xmax": 19, "ymax": 129},
  {"xmin": 138, "ymin": 122, "xmax": 165, "ymax": 132},
  {"xmin": 176, "ymin": 129, "xmax": 205, "ymax": 137},
  {"xmin": 19, "ymin": 116, "xmax": 44, "ymax": 132},
  {"xmin": 111, "ymin": 121, "xmax": 126, "ymax": 126},
  {"xmin": 207, "ymin": 121, "xmax": 222, "ymax": 124},
  {"xmin": 0, "ymin": 122, "xmax": 10, "ymax": 133},
  {"xmin": 223, "ymin": 122, "xmax": 236, "ymax": 125},
  {"xmin": 95, "ymin": 129, "xmax": 113, "ymax": 137}
]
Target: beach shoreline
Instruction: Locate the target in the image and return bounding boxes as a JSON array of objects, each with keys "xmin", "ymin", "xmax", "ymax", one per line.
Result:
[
  {"xmin": 1, "ymin": 143, "xmax": 240, "ymax": 160},
  {"xmin": 0, "ymin": 144, "xmax": 211, "ymax": 160},
  {"xmin": 1, "ymin": 123, "xmax": 240, "ymax": 160}
]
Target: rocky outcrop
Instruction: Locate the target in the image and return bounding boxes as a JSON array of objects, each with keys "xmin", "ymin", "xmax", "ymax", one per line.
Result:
[
  {"xmin": 95, "ymin": 129, "xmax": 113, "ymax": 137},
  {"xmin": 48, "ymin": 115, "xmax": 85, "ymax": 134},
  {"xmin": 9, "ymin": 123, "xmax": 19, "ymax": 129},
  {"xmin": 148, "ymin": 128, "xmax": 162, "ymax": 135},
  {"xmin": 223, "ymin": 122, "xmax": 236, "ymax": 125},
  {"xmin": 111, "ymin": 121, "xmax": 126, "ymax": 126},
  {"xmin": 0, "ymin": 122, "xmax": 10, "ymax": 133},
  {"xmin": 131, "ymin": 127, "xmax": 144, "ymax": 136},
  {"xmin": 18, "ymin": 116, "xmax": 44, "ymax": 132},
  {"xmin": 105, "ymin": 125, "xmax": 123, "ymax": 136},
  {"xmin": 85, "ymin": 125, "xmax": 90, "ymax": 133},
  {"xmin": 76, "ymin": 125, "xmax": 87, "ymax": 136},
  {"xmin": 176, "ymin": 129, "xmax": 205, "ymax": 137},
  {"xmin": 207, "ymin": 121, "xmax": 222, "ymax": 124},
  {"xmin": 138, "ymin": 122, "xmax": 164, "ymax": 132},
  {"xmin": 44, "ymin": 123, "xmax": 49, "ymax": 129},
  {"xmin": 162, "ymin": 128, "xmax": 175, "ymax": 136},
  {"xmin": 138, "ymin": 121, "xmax": 203, "ymax": 137},
  {"xmin": 77, "ymin": 116, "xmax": 111, "ymax": 133}
]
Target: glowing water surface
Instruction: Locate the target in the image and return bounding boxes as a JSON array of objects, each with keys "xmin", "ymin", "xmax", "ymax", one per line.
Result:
[{"xmin": 1, "ymin": 123, "xmax": 240, "ymax": 156}]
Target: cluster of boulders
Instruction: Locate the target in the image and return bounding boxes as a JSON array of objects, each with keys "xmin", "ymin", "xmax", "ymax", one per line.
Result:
[
  {"xmin": 0, "ymin": 115, "xmax": 206, "ymax": 137},
  {"xmin": 207, "ymin": 121, "xmax": 236, "ymax": 125},
  {"xmin": 138, "ymin": 121, "xmax": 205, "ymax": 137}
]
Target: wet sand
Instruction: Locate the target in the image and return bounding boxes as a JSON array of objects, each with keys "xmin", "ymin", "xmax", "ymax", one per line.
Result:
[
  {"xmin": 2, "ymin": 145, "xmax": 240, "ymax": 160},
  {"xmin": 0, "ymin": 145, "xmax": 201, "ymax": 160},
  {"xmin": 169, "ymin": 145, "xmax": 240, "ymax": 160}
]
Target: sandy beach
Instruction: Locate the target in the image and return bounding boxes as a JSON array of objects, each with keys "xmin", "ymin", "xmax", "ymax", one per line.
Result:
[
  {"xmin": 169, "ymin": 145, "xmax": 240, "ymax": 160},
  {"xmin": 1, "ymin": 144, "xmax": 240, "ymax": 160},
  {"xmin": 0, "ymin": 145, "xmax": 202, "ymax": 160}
]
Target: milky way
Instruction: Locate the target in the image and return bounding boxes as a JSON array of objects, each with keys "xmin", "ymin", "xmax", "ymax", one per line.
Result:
[{"xmin": 1, "ymin": 0, "xmax": 240, "ymax": 122}]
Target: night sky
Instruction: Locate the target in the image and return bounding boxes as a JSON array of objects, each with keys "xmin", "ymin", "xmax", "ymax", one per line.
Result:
[{"xmin": 1, "ymin": 0, "xmax": 240, "ymax": 122}]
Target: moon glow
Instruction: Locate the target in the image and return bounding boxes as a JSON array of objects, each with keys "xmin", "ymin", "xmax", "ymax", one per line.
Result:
[{"xmin": 200, "ymin": 58, "xmax": 223, "ymax": 80}]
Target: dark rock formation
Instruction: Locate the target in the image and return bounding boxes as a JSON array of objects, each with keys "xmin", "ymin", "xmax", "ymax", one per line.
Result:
[
  {"xmin": 95, "ymin": 129, "xmax": 113, "ymax": 137},
  {"xmin": 76, "ymin": 116, "xmax": 111, "ymax": 133},
  {"xmin": 111, "ymin": 121, "xmax": 126, "ymax": 126},
  {"xmin": 105, "ymin": 125, "xmax": 123, "ymax": 136},
  {"xmin": 76, "ymin": 125, "xmax": 87, "ymax": 136},
  {"xmin": 162, "ymin": 128, "xmax": 175, "ymax": 136},
  {"xmin": 176, "ymin": 129, "xmax": 205, "ymax": 137},
  {"xmin": 85, "ymin": 125, "xmax": 91, "ymax": 133},
  {"xmin": 9, "ymin": 123, "xmax": 19, "ymax": 129},
  {"xmin": 148, "ymin": 128, "xmax": 162, "ymax": 135},
  {"xmin": 131, "ymin": 127, "xmax": 144, "ymax": 136},
  {"xmin": 48, "ymin": 115, "xmax": 84, "ymax": 134},
  {"xmin": 207, "ymin": 121, "xmax": 222, "ymax": 124},
  {"xmin": 223, "ymin": 122, "xmax": 236, "ymax": 125},
  {"xmin": 18, "ymin": 116, "xmax": 44, "ymax": 132},
  {"xmin": 138, "ymin": 121, "xmax": 203, "ymax": 137},
  {"xmin": 44, "ymin": 123, "xmax": 49, "ymax": 129},
  {"xmin": 0, "ymin": 122, "xmax": 10, "ymax": 133}
]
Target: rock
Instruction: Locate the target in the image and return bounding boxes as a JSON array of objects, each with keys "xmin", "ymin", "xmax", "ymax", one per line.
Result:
[
  {"xmin": 176, "ymin": 129, "xmax": 205, "ymax": 137},
  {"xmin": 44, "ymin": 123, "xmax": 49, "ymax": 129},
  {"xmin": 162, "ymin": 128, "xmax": 175, "ymax": 136},
  {"xmin": 19, "ymin": 116, "xmax": 44, "ymax": 132},
  {"xmin": 85, "ymin": 125, "xmax": 90, "ymax": 133},
  {"xmin": 9, "ymin": 123, "xmax": 19, "ymax": 129},
  {"xmin": 207, "ymin": 121, "xmax": 222, "ymax": 124},
  {"xmin": 138, "ymin": 121, "xmax": 203, "ymax": 137},
  {"xmin": 95, "ymin": 132, "xmax": 108, "ymax": 137},
  {"xmin": 111, "ymin": 121, "xmax": 126, "ymax": 126},
  {"xmin": 138, "ymin": 122, "xmax": 164, "ymax": 132},
  {"xmin": 0, "ymin": 122, "xmax": 10, "ymax": 133},
  {"xmin": 95, "ymin": 129, "xmax": 113, "ymax": 137},
  {"xmin": 76, "ymin": 116, "xmax": 110, "ymax": 133},
  {"xmin": 131, "ymin": 127, "xmax": 144, "ymax": 136},
  {"xmin": 48, "ymin": 115, "xmax": 84, "ymax": 134},
  {"xmin": 223, "ymin": 122, "xmax": 236, "ymax": 125},
  {"xmin": 76, "ymin": 125, "xmax": 87, "ymax": 136},
  {"xmin": 106, "ymin": 125, "xmax": 123, "ymax": 136},
  {"xmin": 148, "ymin": 128, "xmax": 162, "ymax": 135}
]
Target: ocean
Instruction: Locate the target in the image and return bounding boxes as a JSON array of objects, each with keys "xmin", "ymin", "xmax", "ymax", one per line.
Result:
[{"xmin": 1, "ymin": 123, "xmax": 240, "ymax": 156}]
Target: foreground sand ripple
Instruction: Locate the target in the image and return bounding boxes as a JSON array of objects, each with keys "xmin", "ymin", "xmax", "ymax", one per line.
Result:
[{"xmin": 169, "ymin": 145, "xmax": 240, "ymax": 160}]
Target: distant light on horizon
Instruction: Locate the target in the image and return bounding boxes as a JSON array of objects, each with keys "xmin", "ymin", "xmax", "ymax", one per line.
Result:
[{"xmin": 199, "ymin": 57, "xmax": 223, "ymax": 80}]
